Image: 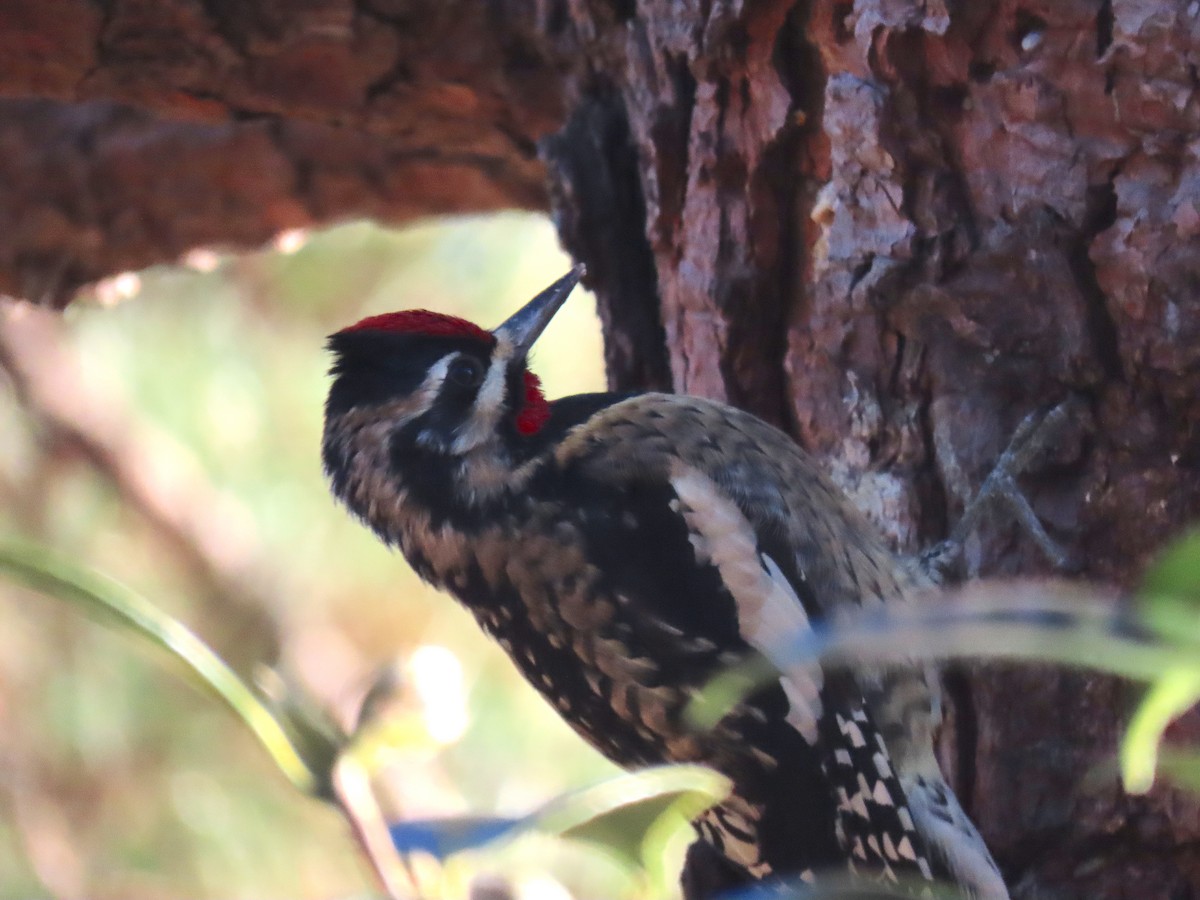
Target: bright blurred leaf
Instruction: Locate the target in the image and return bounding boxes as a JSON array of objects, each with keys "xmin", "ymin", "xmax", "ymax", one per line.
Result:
[
  {"xmin": 256, "ymin": 668, "xmax": 348, "ymax": 798},
  {"xmin": 1141, "ymin": 528, "xmax": 1200, "ymax": 600},
  {"xmin": 688, "ymin": 654, "xmax": 776, "ymax": 732},
  {"xmin": 686, "ymin": 568, "xmax": 1200, "ymax": 800},
  {"xmin": 1123, "ymin": 671, "xmax": 1200, "ymax": 793},
  {"xmin": 0, "ymin": 537, "xmax": 329, "ymax": 795},
  {"xmin": 1158, "ymin": 751, "xmax": 1200, "ymax": 793},
  {"xmin": 690, "ymin": 580, "xmax": 1197, "ymax": 731},
  {"xmin": 381, "ymin": 764, "xmax": 730, "ymax": 870},
  {"xmin": 1139, "ymin": 527, "xmax": 1200, "ymax": 643},
  {"xmin": 550, "ymin": 764, "xmax": 731, "ymax": 869},
  {"xmin": 1123, "ymin": 530, "xmax": 1200, "ymax": 793}
]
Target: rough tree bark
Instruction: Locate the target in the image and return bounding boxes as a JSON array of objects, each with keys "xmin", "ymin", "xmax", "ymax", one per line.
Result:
[{"xmin": 3, "ymin": 1, "xmax": 1200, "ymax": 896}]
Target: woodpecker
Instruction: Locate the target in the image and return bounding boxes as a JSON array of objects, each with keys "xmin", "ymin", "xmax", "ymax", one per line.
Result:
[{"xmin": 322, "ymin": 268, "xmax": 1010, "ymax": 898}]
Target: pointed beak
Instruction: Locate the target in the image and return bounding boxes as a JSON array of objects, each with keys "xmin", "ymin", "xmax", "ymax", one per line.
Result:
[{"xmin": 492, "ymin": 265, "xmax": 585, "ymax": 358}]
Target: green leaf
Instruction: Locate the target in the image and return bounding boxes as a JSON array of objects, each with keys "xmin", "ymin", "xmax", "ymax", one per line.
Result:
[
  {"xmin": 532, "ymin": 764, "xmax": 731, "ymax": 849},
  {"xmin": 256, "ymin": 669, "xmax": 346, "ymax": 798},
  {"xmin": 1122, "ymin": 531, "xmax": 1200, "ymax": 793},
  {"xmin": 372, "ymin": 764, "xmax": 730, "ymax": 890},
  {"xmin": 1141, "ymin": 528, "xmax": 1200, "ymax": 601},
  {"xmin": 1121, "ymin": 670, "xmax": 1200, "ymax": 793},
  {"xmin": 0, "ymin": 537, "xmax": 326, "ymax": 795},
  {"xmin": 689, "ymin": 580, "xmax": 1200, "ymax": 731},
  {"xmin": 1158, "ymin": 750, "xmax": 1200, "ymax": 793},
  {"xmin": 1139, "ymin": 528, "xmax": 1200, "ymax": 645},
  {"xmin": 688, "ymin": 655, "xmax": 776, "ymax": 732},
  {"xmin": 554, "ymin": 769, "xmax": 728, "ymax": 868}
]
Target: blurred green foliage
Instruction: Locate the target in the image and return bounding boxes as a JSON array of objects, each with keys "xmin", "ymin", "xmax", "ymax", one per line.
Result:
[
  {"xmin": 1123, "ymin": 528, "xmax": 1200, "ymax": 793},
  {"xmin": 690, "ymin": 562, "xmax": 1200, "ymax": 802},
  {"xmin": 0, "ymin": 539, "xmax": 328, "ymax": 797},
  {"xmin": 0, "ymin": 214, "xmax": 646, "ymax": 899}
]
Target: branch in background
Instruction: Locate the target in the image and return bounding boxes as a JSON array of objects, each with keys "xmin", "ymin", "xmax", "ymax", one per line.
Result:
[
  {"xmin": 0, "ymin": 1, "xmax": 563, "ymax": 137},
  {"xmin": 0, "ymin": 305, "xmax": 282, "ymax": 672},
  {"xmin": 0, "ymin": 0, "xmax": 574, "ymax": 307},
  {"xmin": 0, "ymin": 100, "xmax": 549, "ymax": 307}
]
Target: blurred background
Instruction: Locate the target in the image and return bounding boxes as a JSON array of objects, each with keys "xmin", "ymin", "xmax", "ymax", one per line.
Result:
[{"xmin": 0, "ymin": 214, "xmax": 644, "ymax": 899}]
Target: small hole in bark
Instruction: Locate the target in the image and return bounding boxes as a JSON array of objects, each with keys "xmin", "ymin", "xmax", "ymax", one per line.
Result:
[
  {"xmin": 504, "ymin": 37, "xmax": 544, "ymax": 74},
  {"xmin": 1084, "ymin": 181, "xmax": 1118, "ymax": 238},
  {"xmin": 546, "ymin": 1, "xmax": 568, "ymax": 34},
  {"xmin": 609, "ymin": 0, "xmax": 635, "ymax": 22},
  {"xmin": 1013, "ymin": 10, "xmax": 1047, "ymax": 54},
  {"xmin": 849, "ymin": 255, "xmax": 874, "ymax": 291},
  {"xmin": 935, "ymin": 84, "xmax": 969, "ymax": 117},
  {"xmin": 968, "ymin": 60, "xmax": 996, "ymax": 82},
  {"xmin": 1096, "ymin": 0, "xmax": 1114, "ymax": 57},
  {"xmin": 833, "ymin": 2, "xmax": 854, "ymax": 43}
]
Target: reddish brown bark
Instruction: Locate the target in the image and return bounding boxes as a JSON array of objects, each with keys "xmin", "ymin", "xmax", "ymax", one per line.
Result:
[
  {"xmin": 543, "ymin": 3, "xmax": 1200, "ymax": 895},
  {"xmin": 0, "ymin": 0, "xmax": 562, "ymax": 303},
  {"xmin": 3, "ymin": 0, "xmax": 1200, "ymax": 895}
]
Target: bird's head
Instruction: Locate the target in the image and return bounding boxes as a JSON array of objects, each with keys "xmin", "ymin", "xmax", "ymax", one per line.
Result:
[{"xmin": 322, "ymin": 267, "xmax": 583, "ymax": 504}]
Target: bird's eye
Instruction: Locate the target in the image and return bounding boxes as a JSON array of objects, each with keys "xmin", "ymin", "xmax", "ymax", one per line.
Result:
[{"xmin": 447, "ymin": 357, "xmax": 484, "ymax": 389}]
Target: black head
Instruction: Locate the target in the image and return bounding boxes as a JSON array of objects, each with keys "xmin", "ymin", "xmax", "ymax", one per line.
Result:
[{"xmin": 322, "ymin": 268, "xmax": 584, "ymax": 496}]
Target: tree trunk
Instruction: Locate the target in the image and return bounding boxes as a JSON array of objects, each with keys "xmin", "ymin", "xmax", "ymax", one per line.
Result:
[{"xmin": 4, "ymin": 0, "xmax": 1200, "ymax": 895}]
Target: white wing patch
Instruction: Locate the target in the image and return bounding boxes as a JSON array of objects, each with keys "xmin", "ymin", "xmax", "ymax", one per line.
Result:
[{"xmin": 669, "ymin": 464, "xmax": 824, "ymax": 743}]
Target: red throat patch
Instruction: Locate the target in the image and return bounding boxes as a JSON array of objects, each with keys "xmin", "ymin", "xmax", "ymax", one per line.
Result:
[
  {"xmin": 340, "ymin": 310, "xmax": 495, "ymax": 345},
  {"xmin": 516, "ymin": 371, "xmax": 550, "ymax": 435}
]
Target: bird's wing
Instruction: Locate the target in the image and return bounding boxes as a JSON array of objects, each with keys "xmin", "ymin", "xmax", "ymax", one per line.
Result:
[
  {"xmin": 550, "ymin": 392, "xmax": 942, "ymax": 887},
  {"xmin": 552, "ymin": 393, "xmax": 928, "ymax": 614}
]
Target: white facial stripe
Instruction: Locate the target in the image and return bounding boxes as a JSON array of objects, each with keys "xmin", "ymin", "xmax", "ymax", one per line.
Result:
[
  {"xmin": 452, "ymin": 338, "xmax": 514, "ymax": 453},
  {"xmin": 411, "ymin": 354, "xmax": 456, "ymax": 448}
]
